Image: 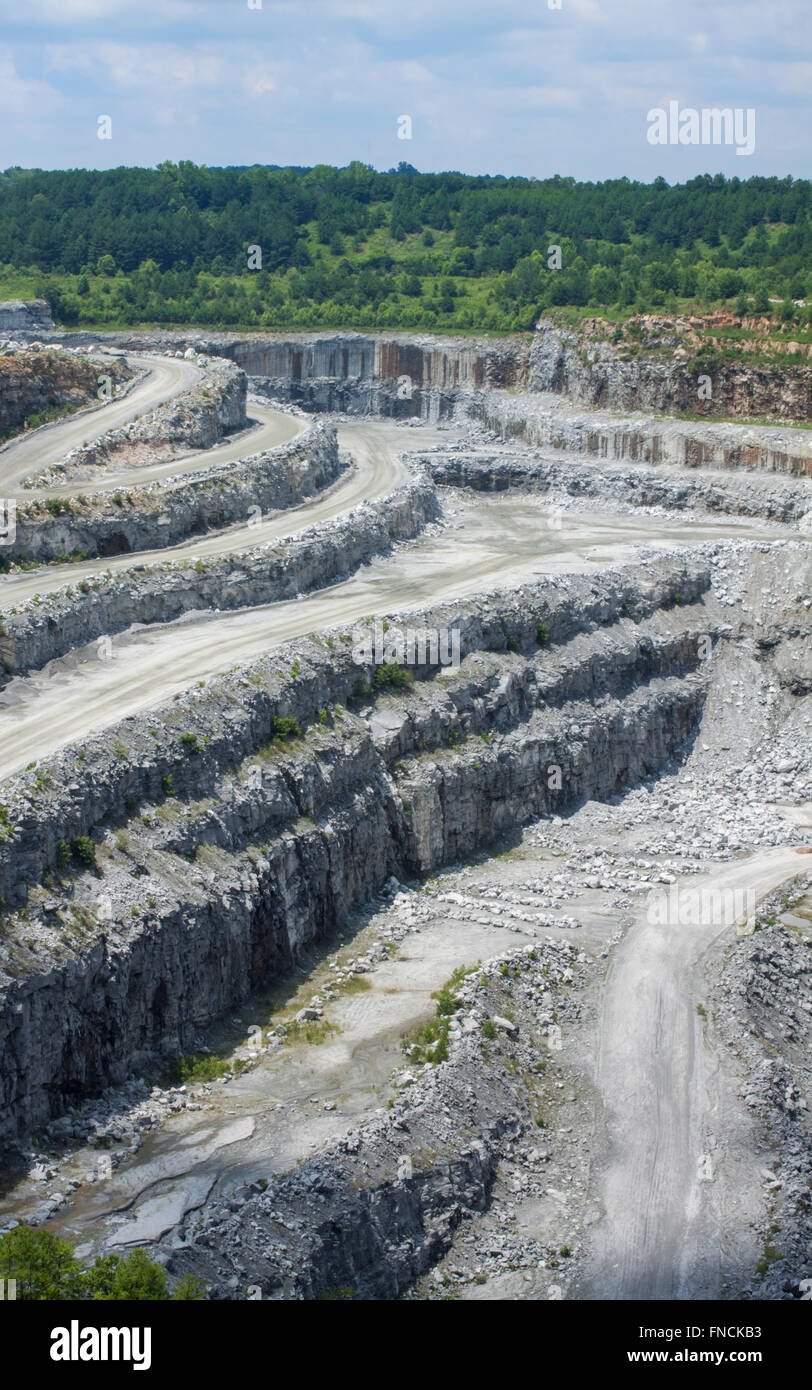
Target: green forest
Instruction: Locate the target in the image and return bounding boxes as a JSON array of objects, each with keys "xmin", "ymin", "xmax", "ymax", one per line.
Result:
[{"xmin": 1, "ymin": 161, "xmax": 810, "ymax": 333}]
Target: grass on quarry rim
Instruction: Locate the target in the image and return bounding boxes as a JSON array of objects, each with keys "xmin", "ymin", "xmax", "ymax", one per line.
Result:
[{"xmin": 2, "ymin": 254, "xmax": 808, "ymax": 349}]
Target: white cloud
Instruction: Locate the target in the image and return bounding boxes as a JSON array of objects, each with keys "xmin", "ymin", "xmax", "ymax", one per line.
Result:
[
  {"xmin": 0, "ymin": 0, "xmax": 809, "ymax": 176},
  {"xmin": 0, "ymin": 54, "xmax": 63, "ymax": 120},
  {"xmin": 399, "ymin": 62, "xmax": 434, "ymax": 84},
  {"xmin": 1, "ymin": 0, "xmax": 202, "ymax": 20},
  {"xmin": 45, "ymin": 41, "xmax": 223, "ymax": 91},
  {"xmin": 245, "ymin": 71, "xmax": 277, "ymax": 97}
]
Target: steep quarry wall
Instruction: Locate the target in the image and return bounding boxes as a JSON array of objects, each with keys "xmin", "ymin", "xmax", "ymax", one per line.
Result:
[
  {"xmin": 238, "ymin": 332, "xmax": 530, "ymax": 420},
  {"xmin": 6, "ymin": 420, "xmax": 342, "ymax": 565},
  {"xmin": 712, "ymin": 881, "xmax": 812, "ymax": 1301},
  {"xmin": 0, "ymin": 470, "xmax": 436, "ymax": 682},
  {"xmin": 0, "ymin": 351, "xmax": 131, "ymax": 444},
  {"xmin": 530, "ymin": 320, "xmax": 812, "ymax": 423},
  {"xmin": 7, "ymin": 323, "xmax": 811, "ymax": 428},
  {"xmin": 0, "ymin": 300, "xmax": 53, "ymax": 333},
  {"xmin": 424, "ymin": 449, "xmax": 812, "ymax": 524},
  {"xmin": 476, "ymin": 390, "xmax": 812, "ymax": 480},
  {"xmin": 0, "ymin": 558, "xmax": 711, "ymax": 1140},
  {"xmin": 3, "ymin": 329, "xmax": 531, "ymax": 421}
]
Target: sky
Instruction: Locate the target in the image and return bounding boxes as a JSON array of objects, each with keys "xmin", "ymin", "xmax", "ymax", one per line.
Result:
[{"xmin": 0, "ymin": 0, "xmax": 810, "ymax": 180}]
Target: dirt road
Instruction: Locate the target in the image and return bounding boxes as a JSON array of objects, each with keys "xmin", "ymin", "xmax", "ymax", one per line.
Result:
[
  {"xmin": 577, "ymin": 847, "xmax": 809, "ymax": 1300},
  {"xmin": 0, "ymin": 354, "xmax": 201, "ymax": 488}
]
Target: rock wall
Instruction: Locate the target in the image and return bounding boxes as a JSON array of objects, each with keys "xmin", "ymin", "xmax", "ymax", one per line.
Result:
[
  {"xmin": 6, "ymin": 420, "xmax": 342, "ymax": 564},
  {"xmin": 239, "ymin": 332, "xmax": 530, "ymax": 420},
  {"xmin": 424, "ymin": 449, "xmax": 812, "ymax": 524},
  {"xmin": 0, "ymin": 557, "xmax": 711, "ymax": 1140},
  {"xmin": 530, "ymin": 319, "xmax": 812, "ymax": 423},
  {"xmin": 7, "ymin": 325, "xmax": 811, "ymax": 429},
  {"xmin": 0, "ymin": 351, "xmax": 127, "ymax": 444},
  {"xmin": 475, "ymin": 390, "xmax": 812, "ymax": 479},
  {"xmin": 3, "ymin": 329, "xmax": 531, "ymax": 422},
  {"xmin": 711, "ymin": 878, "xmax": 812, "ymax": 1301},
  {"xmin": 0, "ymin": 300, "xmax": 54, "ymax": 333},
  {"xmin": 0, "ymin": 471, "xmax": 438, "ymax": 682}
]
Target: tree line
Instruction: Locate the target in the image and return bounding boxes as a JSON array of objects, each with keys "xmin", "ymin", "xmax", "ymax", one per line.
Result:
[{"xmin": 1, "ymin": 162, "xmax": 809, "ymax": 332}]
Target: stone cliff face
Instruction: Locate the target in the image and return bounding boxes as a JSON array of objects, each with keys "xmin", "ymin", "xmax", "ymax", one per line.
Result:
[
  {"xmin": 0, "ymin": 351, "xmax": 127, "ymax": 444},
  {"xmin": 238, "ymin": 332, "xmax": 530, "ymax": 420},
  {"xmin": 0, "ymin": 300, "xmax": 54, "ymax": 333},
  {"xmin": 0, "ymin": 557, "xmax": 711, "ymax": 1140},
  {"xmin": 4, "ymin": 329, "xmax": 532, "ymax": 422},
  {"xmin": 712, "ymin": 883, "xmax": 812, "ymax": 1301},
  {"xmin": 7, "ymin": 325, "xmax": 811, "ymax": 431},
  {"xmin": 529, "ymin": 320, "xmax": 812, "ymax": 423},
  {"xmin": 475, "ymin": 389, "xmax": 812, "ymax": 479},
  {"xmin": 423, "ymin": 449, "xmax": 812, "ymax": 524}
]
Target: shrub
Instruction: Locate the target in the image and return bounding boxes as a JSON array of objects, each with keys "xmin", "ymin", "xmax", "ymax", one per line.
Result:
[
  {"xmin": 271, "ymin": 716, "xmax": 302, "ymax": 742},
  {"xmin": 72, "ymin": 835, "xmax": 96, "ymax": 868},
  {"xmin": 372, "ymin": 661, "xmax": 413, "ymax": 692},
  {"xmin": 0, "ymin": 1226, "xmax": 204, "ymax": 1301}
]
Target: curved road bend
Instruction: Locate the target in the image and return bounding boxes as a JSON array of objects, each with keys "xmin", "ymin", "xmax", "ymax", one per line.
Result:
[{"xmin": 0, "ymin": 355, "xmax": 202, "ymax": 489}]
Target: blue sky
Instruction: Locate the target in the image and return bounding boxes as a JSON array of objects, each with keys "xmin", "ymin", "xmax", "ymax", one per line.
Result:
[{"xmin": 1, "ymin": 0, "xmax": 809, "ymax": 179}]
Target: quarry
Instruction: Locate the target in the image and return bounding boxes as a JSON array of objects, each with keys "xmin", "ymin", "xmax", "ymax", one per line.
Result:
[{"xmin": 0, "ymin": 316, "xmax": 809, "ymax": 1303}]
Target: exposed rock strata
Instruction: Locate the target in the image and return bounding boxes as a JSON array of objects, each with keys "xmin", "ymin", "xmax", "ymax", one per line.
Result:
[
  {"xmin": 424, "ymin": 448, "xmax": 812, "ymax": 524},
  {"xmin": 0, "ymin": 300, "xmax": 54, "ymax": 333},
  {"xmin": 711, "ymin": 878, "xmax": 812, "ymax": 1301},
  {"xmin": 0, "ymin": 470, "xmax": 436, "ymax": 682},
  {"xmin": 8, "ymin": 323, "xmax": 811, "ymax": 429},
  {"xmin": 6, "ymin": 420, "xmax": 341, "ymax": 564},
  {"xmin": 241, "ymin": 331, "xmax": 529, "ymax": 419},
  {"xmin": 161, "ymin": 940, "xmax": 586, "ymax": 1300},
  {"xmin": 0, "ymin": 351, "xmax": 132, "ymax": 445},
  {"xmin": 529, "ymin": 319, "xmax": 812, "ymax": 423},
  {"xmin": 0, "ymin": 558, "xmax": 708, "ymax": 1140},
  {"xmin": 7, "ymin": 328, "xmax": 811, "ymax": 474},
  {"xmin": 475, "ymin": 389, "xmax": 812, "ymax": 479}
]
